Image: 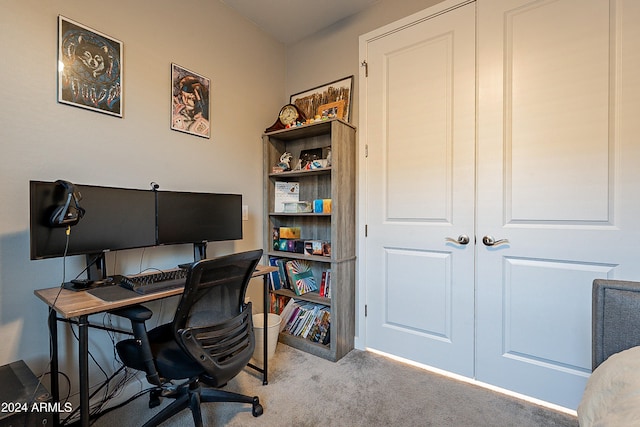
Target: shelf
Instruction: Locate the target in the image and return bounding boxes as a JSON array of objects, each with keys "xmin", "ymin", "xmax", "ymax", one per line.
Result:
[
  {"xmin": 264, "ymin": 118, "xmax": 355, "ymax": 141},
  {"xmin": 272, "ymin": 289, "xmax": 330, "ymax": 306},
  {"xmin": 269, "ymin": 212, "xmax": 331, "ymax": 217},
  {"xmin": 278, "ymin": 332, "xmax": 332, "ymax": 360},
  {"xmin": 269, "ymin": 168, "xmax": 331, "ymax": 178},
  {"xmin": 267, "ymin": 251, "xmax": 331, "ymax": 263}
]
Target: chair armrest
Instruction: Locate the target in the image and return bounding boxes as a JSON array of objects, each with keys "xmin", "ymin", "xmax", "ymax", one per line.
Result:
[{"xmin": 110, "ymin": 305, "xmax": 153, "ymax": 323}]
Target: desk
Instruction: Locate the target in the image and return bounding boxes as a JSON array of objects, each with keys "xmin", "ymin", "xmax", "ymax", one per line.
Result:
[{"xmin": 34, "ymin": 264, "xmax": 276, "ymax": 427}]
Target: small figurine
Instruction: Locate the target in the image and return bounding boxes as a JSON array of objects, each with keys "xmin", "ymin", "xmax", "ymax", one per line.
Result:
[{"xmin": 278, "ymin": 152, "xmax": 293, "ymax": 171}]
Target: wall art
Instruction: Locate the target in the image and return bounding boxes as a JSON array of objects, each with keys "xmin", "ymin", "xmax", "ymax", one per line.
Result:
[
  {"xmin": 290, "ymin": 76, "xmax": 353, "ymax": 123},
  {"xmin": 171, "ymin": 63, "xmax": 210, "ymax": 138},
  {"xmin": 58, "ymin": 16, "xmax": 123, "ymax": 117}
]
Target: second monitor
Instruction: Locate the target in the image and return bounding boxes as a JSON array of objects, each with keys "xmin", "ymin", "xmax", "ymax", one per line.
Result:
[{"xmin": 156, "ymin": 191, "xmax": 242, "ymax": 246}]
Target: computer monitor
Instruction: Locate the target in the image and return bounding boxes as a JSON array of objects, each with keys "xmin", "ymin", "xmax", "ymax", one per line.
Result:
[
  {"xmin": 29, "ymin": 181, "xmax": 157, "ymax": 260},
  {"xmin": 156, "ymin": 191, "xmax": 242, "ymax": 246}
]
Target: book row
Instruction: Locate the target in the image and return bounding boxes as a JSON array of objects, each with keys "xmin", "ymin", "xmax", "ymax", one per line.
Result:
[
  {"xmin": 268, "ymin": 257, "xmax": 331, "ymax": 297},
  {"xmin": 279, "ymin": 298, "xmax": 330, "ymax": 345}
]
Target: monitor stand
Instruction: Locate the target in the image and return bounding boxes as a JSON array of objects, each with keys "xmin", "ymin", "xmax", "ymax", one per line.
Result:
[
  {"xmin": 194, "ymin": 242, "xmax": 207, "ymax": 262},
  {"xmin": 62, "ymin": 252, "xmax": 112, "ymax": 291}
]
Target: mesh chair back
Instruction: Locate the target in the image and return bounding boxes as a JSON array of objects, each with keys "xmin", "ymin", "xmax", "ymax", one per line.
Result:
[{"xmin": 173, "ymin": 249, "xmax": 262, "ymax": 385}]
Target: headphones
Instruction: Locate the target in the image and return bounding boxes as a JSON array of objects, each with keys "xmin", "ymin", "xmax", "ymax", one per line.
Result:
[{"xmin": 49, "ymin": 180, "xmax": 86, "ymax": 227}]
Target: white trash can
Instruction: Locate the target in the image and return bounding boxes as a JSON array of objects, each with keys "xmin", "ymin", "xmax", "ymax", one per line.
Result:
[{"xmin": 252, "ymin": 313, "xmax": 281, "ymax": 363}]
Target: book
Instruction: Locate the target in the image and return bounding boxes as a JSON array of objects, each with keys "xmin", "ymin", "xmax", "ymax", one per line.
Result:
[
  {"xmin": 321, "ymin": 269, "xmax": 331, "ymax": 298},
  {"xmin": 268, "ymin": 257, "xmax": 282, "ymax": 290},
  {"xmin": 275, "ymin": 258, "xmax": 290, "ymax": 289},
  {"xmin": 269, "ymin": 294, "xmax": 289, "ymax": 314},
  {"xmin": 319, "ymin": 271, "xmax": 327, "ymax": 297},
  {"xmin": 278, "ymin": 298, "xmax": 298, "ymax": 332},
  {"xmin": 274, "ymin": 182, "xmax": 299, "ymax": 213},
  {"xmin": 285, "ymin": 260, "xmax": 317, "ymax": 295}
]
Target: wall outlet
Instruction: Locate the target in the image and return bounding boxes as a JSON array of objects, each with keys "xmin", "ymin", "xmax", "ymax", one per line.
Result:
[{"xmin": 242, "ymin": 205, "xmax": 249, "ymax": 221}]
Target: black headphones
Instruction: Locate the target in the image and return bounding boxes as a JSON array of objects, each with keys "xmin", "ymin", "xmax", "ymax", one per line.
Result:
[{"xmin": 49, "ymin": 180, "xmax": 86, "ymax": 227}]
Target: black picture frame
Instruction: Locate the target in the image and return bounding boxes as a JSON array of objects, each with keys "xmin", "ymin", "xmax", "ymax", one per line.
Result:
[{"xmin": 290, "ymin": 76, "xmax": 353, "ymax": 122}]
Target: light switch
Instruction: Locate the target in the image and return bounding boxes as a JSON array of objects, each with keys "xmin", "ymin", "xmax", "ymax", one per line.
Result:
[{"xmin": 242, "ymin": 205, "xmax": 249, "ymax": 221}]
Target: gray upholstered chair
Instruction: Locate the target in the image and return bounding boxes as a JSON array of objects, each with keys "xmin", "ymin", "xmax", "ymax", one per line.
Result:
[{"xmin": 592, "ymin": 279, "xmax": 640, "ymax": 370}]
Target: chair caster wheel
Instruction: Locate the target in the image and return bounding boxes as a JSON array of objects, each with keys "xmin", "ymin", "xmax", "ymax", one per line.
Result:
[
  {"xmin": 251, "ymin": 396, "xmax": 263, "ymax": 417},
  {"xmin": 149, "ymin": 389, "xmax": 161, "ymax": 408},
  {"xmin": 252, "ymin": 403, "xmax": 263, "ymax": 417}
]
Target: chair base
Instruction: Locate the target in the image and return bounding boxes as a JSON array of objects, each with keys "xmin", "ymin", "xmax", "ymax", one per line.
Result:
[{"xmin": 143, "ymin": 381, "xmax": 262, "ymax": 427}]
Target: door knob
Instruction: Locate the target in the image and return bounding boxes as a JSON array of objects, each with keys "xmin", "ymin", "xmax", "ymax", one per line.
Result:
[
  {"xmin": 482, "ymin": 236, "xmax": 509, "ymax": 247},
  {"xmin": 445, "ymin": 234, "xmax": 470, "ymax": 245}
]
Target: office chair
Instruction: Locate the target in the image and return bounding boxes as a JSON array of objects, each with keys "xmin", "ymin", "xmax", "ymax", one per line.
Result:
[{"xmin": 111, "ymin": 249, "xmax": 264, "ymax": 427}]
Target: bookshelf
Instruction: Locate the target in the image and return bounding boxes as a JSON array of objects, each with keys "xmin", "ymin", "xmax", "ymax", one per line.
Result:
[{"xmin": 263, "ymin": 119, "xmax": 356, "ymax": 361}]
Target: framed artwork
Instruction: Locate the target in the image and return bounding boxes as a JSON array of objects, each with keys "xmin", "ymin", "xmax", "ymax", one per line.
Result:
[
  {"xmin": 317, "ymin": 100, "xmax": 345, "ymax": 120},
  {"xmin": 290, "ymin": 76, "xmax": 353, "ymax": 122},
  {"xmin": 57, "ymin": 16, "xmax": 123, "ymax": 117},
  {"xmin": 171, "ymin": 63, "xmax": 210, "ymax": 138}
]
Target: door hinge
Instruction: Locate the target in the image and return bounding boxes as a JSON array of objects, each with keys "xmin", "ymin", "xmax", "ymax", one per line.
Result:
[
  {"xmin": 365, "ymin": 224, "xmax": 368, "ymax": 237},
  {"xmin": 365, "ymin": 144, "xmax": 368, "ymax": 158},
  {"xmin": 360, "ymin": 60, "xmax": 368, "ymax": 77},
  {"xmin": 365, "ymin": 304, "xmax": 368, "ymax": 317}
]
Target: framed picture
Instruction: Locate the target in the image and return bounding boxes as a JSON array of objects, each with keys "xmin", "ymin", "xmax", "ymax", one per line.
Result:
[
  {"xmin": 317, "ymin": 100, "xmax": 345, "ymax": 120},
  {"xmin": 57, "ymin": 16, "xmax": 123, "ymax": 117},
  {"xmin": 290, "ymin": 76, "xmax": 353, "ymax": 122},
  {"xmin": 171, "ymin": 63, "xmax": 210, "ymax": 138}
]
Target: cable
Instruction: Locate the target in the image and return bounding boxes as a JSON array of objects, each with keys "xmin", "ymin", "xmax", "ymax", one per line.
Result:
[{"xmin": 28, "ymin": 226, "xmax": 72, "ymax": 427}]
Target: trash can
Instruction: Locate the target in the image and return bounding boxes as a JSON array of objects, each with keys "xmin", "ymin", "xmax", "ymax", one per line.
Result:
[{"xmin": 252, "ymin": 313, "xmax": 281, "ymax": 363}]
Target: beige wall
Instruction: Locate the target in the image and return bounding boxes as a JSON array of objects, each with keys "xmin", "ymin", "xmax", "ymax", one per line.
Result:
[
  {"xmin": 284, "ymin": 0, "xmax": 445, "ymax": 347},
  {"xmin": 0, "ymin": 0, "xmax": 284, "ymax": 381},
  {"xmin": 0, "ymin": 0, "xmax": 444, "ymax": 394},
  {"xmin": 285, "ymin": 0, "xmax": 444, "ymax": 128}
]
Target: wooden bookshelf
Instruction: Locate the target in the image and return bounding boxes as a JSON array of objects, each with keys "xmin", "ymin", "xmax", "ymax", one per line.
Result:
[{"xmin": 263, "ymin": 119, "xmax": 356, "ymax": 362}]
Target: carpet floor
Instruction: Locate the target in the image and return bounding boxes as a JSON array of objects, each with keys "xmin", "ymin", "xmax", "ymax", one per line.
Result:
[{"xmin": 93, "ymin": 343, "xmax": 579, "ymax": 426}]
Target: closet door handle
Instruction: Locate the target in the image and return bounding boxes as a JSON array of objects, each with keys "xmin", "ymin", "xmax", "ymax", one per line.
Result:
[
  {"xmin": 482, "ymin": 236, "xmax": 509, "ymax": 247},
  {"xmin": 445, "ymin": 234, "xmax": 470, "ymax": 245}
]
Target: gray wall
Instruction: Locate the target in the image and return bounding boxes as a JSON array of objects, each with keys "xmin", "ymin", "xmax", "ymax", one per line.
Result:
[
  {"xmin": 284, "ymin": 0, "xmax": 444, "ymax": 347},
  {"xmin": 285, "ymin": 0, "xmax": 443, "ymax": 128},
  {"xmin": 0, "ymin": 0, "xmax": 284, "ymax": 386},
  {"xmin": 0, "ymin": 0, "xmax": 443, "ymax": 399}
]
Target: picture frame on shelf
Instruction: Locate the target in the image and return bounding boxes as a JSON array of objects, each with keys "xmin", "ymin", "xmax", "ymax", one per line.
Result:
[
  {"xmin": 171, "ymin": 63, "xmax": 210, "ymax": 139},
  {"xmin": 290, "ymin": 76, "xmax": 353, "ymax": 123},
  {"xmin": 317, "ymin": 100, "xmax": 345, "ymax": 120},
  {"xmin": 57, "ymin": 16, "xmax": 123, "ymax": 117}
]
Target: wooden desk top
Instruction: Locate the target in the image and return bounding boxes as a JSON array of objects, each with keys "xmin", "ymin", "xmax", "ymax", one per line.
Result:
[{"xmin": 35, "ymin": 265, "xmax": 276, "ymax": 319}]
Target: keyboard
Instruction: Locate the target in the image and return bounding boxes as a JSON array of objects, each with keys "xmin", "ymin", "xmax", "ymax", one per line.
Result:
[{"xmin": 113, "ymin": 268, "xmax": 188, "ymax": 295}]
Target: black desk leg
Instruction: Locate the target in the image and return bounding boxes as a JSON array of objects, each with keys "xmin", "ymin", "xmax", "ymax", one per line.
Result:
[
  {"xmin": 48, "ymin": 309, "xmax": 60, "ymax": 427},
  {"xmin": 78, "ymin": 315, "xmax": 90, "ymax": 427},
  {"xmin": 263, "ymin": 274, "xmax": 268, "ymax": 385}
]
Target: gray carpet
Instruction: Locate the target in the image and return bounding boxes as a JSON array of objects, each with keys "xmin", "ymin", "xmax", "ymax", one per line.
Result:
[{"xmin": 94, "ymin": 344, "xmax": 579, "ymax": 426}]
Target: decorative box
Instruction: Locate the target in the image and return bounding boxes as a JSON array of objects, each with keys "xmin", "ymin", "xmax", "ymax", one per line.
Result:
[
  {"xmin": 304, "ymin": 240, "xmax": 323, "ymax": 256},
  {"xmin": 279, "ymin": 227, "xmax": 301, "ymax": 239},
  {"xmin": 322, "ymin": 242, "xmax": 331, "ymax": 257},
  {"xmin": 283, "ymin": 201, "xmax": 313, "ymax": 213}
]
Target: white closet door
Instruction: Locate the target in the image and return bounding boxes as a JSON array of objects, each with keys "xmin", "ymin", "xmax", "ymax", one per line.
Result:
[
  {"xmin": 476, "ymin": 0, "xmax": 640, "ymax": 409},
  {"xmin": 361, "ymin": 0, "xmax": 476, "ymax": 377}
]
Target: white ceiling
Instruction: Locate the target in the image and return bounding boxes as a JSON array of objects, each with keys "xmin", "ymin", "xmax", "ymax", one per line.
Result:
[{"xmin": 220, "ymin": 0, "xmax": 380, "ymax": 45}]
